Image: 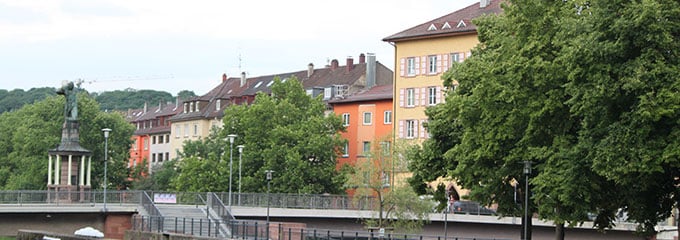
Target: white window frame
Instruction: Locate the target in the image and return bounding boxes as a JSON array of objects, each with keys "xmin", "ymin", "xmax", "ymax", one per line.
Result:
[
  {"xmin": 406, "ymin": 88, "xmax": 415, "ymax": 107},
  {"xmin": 363, "ymin": 141, "xmax": 371, "ymax": 154},
  {"xmin": 407, "ymin": 57, "xmax": 416, "ymax": 76},
  {"xmin": 184, "ymin": 124, "xmax": 189, "ymax": 138},
  {"xmin": 451, "ymin": 53, "xmax": 461, "ymax": 64},
  {"xmin": 428, "ymin": 55, "xmax": 437, "ymax": 74},
  {"xmin": 406, "ymin": 120, "xmax": 415, "ymax": 138},
  {"xmin": 342, "ymin": 142, "xmax": 349, "ymax": 157},
  {"xmin": 342, "ymin": 113, "xmax": 350, "ymax": 126},
  {"xmin": 428, "ymin": 87, "xmax": 437, "ymax": 105},
  {"xmin": 216, "ymin": 99, "xmax": 221, "ymax": 111},
  {"xmin": 175, "ymin": 126, "xmax": 181, "ymax": 138},
  {"xmin": 193, "ymin": 124, "xmax": 199, "ymax": 136},
  {"xmin": 380, "ymin": 141, "xmax": 391, "ymax": 156},
  {"xmin": 363, "ymin": 112, "xmax": 372, "ymax": 125},
  {"xmin": 384, "ymin": 111, "xmax": 392, "ymax": 124}
]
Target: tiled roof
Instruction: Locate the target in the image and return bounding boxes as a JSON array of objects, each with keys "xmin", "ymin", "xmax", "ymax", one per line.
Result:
[
  {"xmin": 382, "ymin": 0, "xmax": 503, "ymax": 42},
  {"xmin": 328, "ymin": 84, "xmax": 393, "ymax": 104}
]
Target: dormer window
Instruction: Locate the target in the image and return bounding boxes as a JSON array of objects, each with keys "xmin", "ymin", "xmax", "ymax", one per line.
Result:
[
  {"xmin": 195, "ymin": 101, "xmax": 200, "ymax": 112},
  {"xmin": 254, "ymin": 81, "xmax": 263, "ymax": 88},
  {"xmin": 427, "ymin": 23, "xmax": 437, "ymax": 31},
  {"xmin": 442, "ymin": 21, "xmax": 451, "ymax": 29},
  {"xmin": 183, "ymin": 103, "xmax": 188, "ymax": 113},
  {"xmin": 189, "ymin": 102, "xmax": 194, "ymax": 112},
  {"xmin": 457, "ymin": 20, "xmax": 467, "ymax": 28},
  {"xmin": 216, "ymin": 99, "xmax": 221, "ymax": 111}
]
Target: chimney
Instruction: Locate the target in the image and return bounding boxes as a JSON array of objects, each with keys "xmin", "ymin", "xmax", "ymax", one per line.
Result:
[
  {"xmin": 366, "ymin": 53, "xmax": 376, "ymax": 88},
  {"xmin": 346, "ymin": 57, "xmax": 354, "ymax": 72},
  {"xmin": 330, "ymin": 59, "xmax": 339, "ymax": 70},
  {"xmin": 240, "ymin": 72, "xmax": 246, "ymax": 87},
  {"xmin": 307, "ymin": 63, "xmax": 314, "ymax": 77},
  {"xmin": 222, "ymin": 73, "xmax": 227, "ymax": 83},
  {"xmin": 359, "ymin": 53, "xmax": 366, "ymax": 64},
  {"xmin": 174, "ymin": 96, "xmax": 179, "ymax": 110},
  {"xmin": 143, "ymin": 102, "xmax": 148, "ymax": 114},
  {"xmin": 480, "ymin": 0, "xmax": 490, "ymax": 8}
]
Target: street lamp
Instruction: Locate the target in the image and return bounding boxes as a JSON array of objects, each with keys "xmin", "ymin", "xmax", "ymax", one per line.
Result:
[
  {"xmin": 237, "ymin": 145, "xmax": 244, "ymax": 206},
  {"xmin": 265, "ymin": 170, "xmax": 274, "ymax": 240},
  {"xmin": 523, "ymin": 161, "xmax": 532, "ymax": 240},
  {"xmin": 226, "ymin": 134, "xmax": 237, "ymax": 213},
  {"xmin": 101, "ymin": 128, "xmax": 112, "ymax": 212}
]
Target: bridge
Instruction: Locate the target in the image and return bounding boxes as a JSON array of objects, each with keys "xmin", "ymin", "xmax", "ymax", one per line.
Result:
[{"xmin": 0, "ymin": 190, "xmax": 648, "ymax": 240}]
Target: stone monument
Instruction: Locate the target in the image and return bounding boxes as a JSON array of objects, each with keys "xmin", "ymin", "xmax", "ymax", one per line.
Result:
[{"xmin": 47, "ymin": 80, "xmax": 93, "ymax": 202}]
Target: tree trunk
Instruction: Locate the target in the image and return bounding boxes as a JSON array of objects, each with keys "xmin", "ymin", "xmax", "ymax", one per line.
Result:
[{"xmin": 555, "ymin": 222, "xmax": 564, "ymax": 240}]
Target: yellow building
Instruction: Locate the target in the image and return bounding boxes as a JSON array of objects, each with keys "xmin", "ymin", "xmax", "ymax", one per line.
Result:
[{"xmin": 383, "ymin": 0, "xmax": 503, "ymax": 197}]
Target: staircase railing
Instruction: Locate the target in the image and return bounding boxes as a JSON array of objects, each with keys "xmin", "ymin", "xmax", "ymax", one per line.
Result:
[
  {"xmin": 141, "ymin": 191, "xmax": 163, "ymax": 232},
  {"xmin": 209, "ymin": 192, "xmax": 235, "ymax": 222}
]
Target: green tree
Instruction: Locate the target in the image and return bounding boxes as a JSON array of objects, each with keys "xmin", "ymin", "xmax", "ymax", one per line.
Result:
[
  {"xmin": 564, "ymin": 0, "xmax": 680, "ymax": 235},
  {"xmin": 93, "ymin": 88, "xmax": 173, "ymax": 111},
  {"xmin": 133, "ymin": 160, "xmax": 178, "ymax": 191},
  {"xmin": 221, "ymin": 76, "xmax": 346, "ymax": 194},
  {"xmin": 347, "ymin": 138, "xmax": 431, "ymax": 233},
  {"xmin": 170, "ymin": 129, "xmax": 229, "ymax": 192},
  {"xmin": 0, "ymin": 92, "xmax": 134, "ymax": 190}
]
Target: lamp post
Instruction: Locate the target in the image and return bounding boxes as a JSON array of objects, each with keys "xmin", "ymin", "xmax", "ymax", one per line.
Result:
[
  {"xmin": 102, "ymin": 128, "xmax": 111, "ymax": 212},
  {"xmin": 523, "ymin": 161, "xmax": 532, "ymax": 240},
  {"xmin": 226, "ymin": 134, "xmax": 237, "ymax": 213},
  {"xmin": 237, "ymin": 145, "xmax": 244, "ymax": 206},
  {"xmin": 265, "ymin": 170, "xmax": 274, "ymax": 240}
]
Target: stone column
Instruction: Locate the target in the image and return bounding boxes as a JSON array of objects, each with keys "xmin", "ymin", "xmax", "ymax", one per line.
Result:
[
  {"xmin": 55, "ymin": 155, "xmax": 61, "ymax": 185},
  {"xmin": 67, "ymin": 155, "xmax": 72, "ymax": 185},
  {"xmin": 48, "ymin": 155, "xmax": 53, "ymax": 185},
  {"xmin": 80, "ymin": 156, "xmax": 85, "ymax": 186},
  {"xmin": 87, "ymin": 156, "xmax": 92, "ymax": 186}
]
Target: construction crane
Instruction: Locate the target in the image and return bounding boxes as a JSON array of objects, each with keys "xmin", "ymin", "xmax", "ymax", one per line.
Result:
[{"xmin": 74, "ymin": 74, "xmax": 175, "ymax": 89}]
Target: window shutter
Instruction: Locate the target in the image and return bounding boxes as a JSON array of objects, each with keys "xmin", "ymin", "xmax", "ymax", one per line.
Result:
[
  {"xmin": 422, "ymin": 119, "xmax": 429, "ymax": 138},
  {"xmin": 437, "ymin": 86, "xmax": 442, "ymax": 104},
  {"xmin": 421, "ymin": 56, "xmax": 427, "ymax": 75},
  {"xmin": 414, "ymin": 57, "xmax": 420, "ymax": 75},
  {"xmin": 441, "ymin": 86, "xmax": 447, "ymax": 103},
  {"xmin": 443, "ymin": 54, "xmax": 449, "ymax": 72},
  {"xmin": 400, "ymin": 58, "xmax": 406, "ymax": 77},
  {"xmin": 414, "ymin": 88, "xmax": 420, "ymax": 107},
  {"xmin": 414, "ymin": 120, "xmax": 419, "ymax": 138},
  {"xmin": 419, "ymin": 119, "xmax": 425, "ymax": 138},
  {"xmin": 437, "ymin": 54, "xmax": 442, "ymax": 73},
  {"xmin": 421, "ymin": 87, "xmax": 427, "ymax": 106},
  {"xmin": 399, "ymin": 120, "xmax": 404, "ymax": 138},
  {"xmin": 399, "ymin": 88, "xmax": 405, "ymax": 107}
]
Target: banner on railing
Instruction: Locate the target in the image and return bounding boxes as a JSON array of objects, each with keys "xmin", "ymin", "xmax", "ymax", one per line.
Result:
[{"xmin": 153, "ymin": 193, "xmax": 177, "ymax": 204}]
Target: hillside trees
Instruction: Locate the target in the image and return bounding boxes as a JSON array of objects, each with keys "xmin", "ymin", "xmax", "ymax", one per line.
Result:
[{"xmin": 0, "ymin": 93, "xmax": 134, "ymax": 190}]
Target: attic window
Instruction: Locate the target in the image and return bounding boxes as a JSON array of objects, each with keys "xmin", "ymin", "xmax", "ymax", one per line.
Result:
[
  {"xmin": 267, "ymin": 81, "xmax": 273, "ymax": 87},
  {"xmin": 254, "ymin": 81, "xmax": 263, "ymax": 88},
  {"xmin": 457, "ymin": 20, "xmax": 467, "ymax": 28},
  {"xmin": 427, "ymin": 23, "xmax": 437, "ymax": 31},
  {"xmin": 442, "ymin": 22, "xmax": 451, "ymax": 29},
  {"xmin": 227, "ymin": 89, "xmax": 233, "ymax": 94}
]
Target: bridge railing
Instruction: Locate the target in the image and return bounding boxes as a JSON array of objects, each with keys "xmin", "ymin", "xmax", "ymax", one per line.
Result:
[
  {"xmin": 131, "ymin": 215, "xmax": 510, "ymax": 240},
  {"xmin": 0, "ymin": 190, "xmax": 141, "ymax": 205}
]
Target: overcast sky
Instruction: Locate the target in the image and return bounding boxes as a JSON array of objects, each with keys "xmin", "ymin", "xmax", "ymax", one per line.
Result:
[{"xmin": 0, "ymin": 0, "xmax": 479, "ymax": 95}]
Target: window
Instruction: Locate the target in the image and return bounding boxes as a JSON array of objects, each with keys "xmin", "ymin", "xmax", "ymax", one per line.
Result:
[
  {"xmin": 133, "ymin": 139, "xmax": 138, "ymax": 150},
  {"xmin": 189, "ymin": 102, "xmax": 194, "ymax": 112},
  {"xmin": 165, "ymin": 152, "xmax": 170, "ymax": 161},
  {"xmin": 342, "ymin": 142, "xmax": 349, "ymax": 157},
  {"xmin": 406, "ymin": 88, "xmax": 415, "ymax": 107},
  {"xmin": 152, "ymin": 136, "xmax": 156, "ymax": 144},
  {"xmin": 428, "ymin": 87, "xmax": 437, "ymax": 105},
  {"xmin": 195, "ymin": 101, "xmax": 200, "ymax": 111},
  {"xmin": 383, "ymin": 111, "xmax": 392, "ymax": 124},
  {"xmin": 428, "ymin": 55, "xmax": 437, "ymax": 74},
  {"xmin": 451, "ymin": 53, "xmax": 461, "ymax": 64},
  {"xmin": 183, "ymin": 103, "xmax": 188, "ymax": 113},
  {"xmin": 335, "ymin": 85, "xmax": 349, "ymax": 97},
  {"xmin": 152, "ymin": 153, "xmax": 156, "ymax": 163},
  {"xmin": 184, "ymin": 124, "xmax": 189, "ymax": 137},
  {"xmin": 363, "ymin": 141, "xmax": 371, "ymax": 154},
  {"xmin": 216, "ymin": 99, "xmax": 221, "ymax": 111},
  {"xmin": 175, "ymin": 126, "xmax": 180, "ymax": 138},
  {"xmin": 407, "ymin": 57, "xmax": 416, "ymax": 76},
  {"xmin": 342, "ymin": 113, "xmax": 350, "ymax": 126},
  {"xmin": 166, "ymin": 135, "xmax": 170, "ymax": 143},
  {"xmin": 380, "ymin": 141, "xmax": 391, "ymax": 156},
  {"xmin": 158, "ymin": 153, "xmax": 163, "ymax": 163},
  {"xmin": 143, "ymin": 138, "xmax": 149, "ymax": 150},
  {"xmin": 158, "ymin": 135, "xmax": 164, "ymax": 144},
  {"xmin": 193, "ymin": 124, "xmax": 199, "ymax": 136},
  {"xmin": 406, "ymin": 120, "xmax": 415, "ymax": 138},
  {"xmin": 363, "ymin": 112, "xmax": 372, "ymax": 125}
]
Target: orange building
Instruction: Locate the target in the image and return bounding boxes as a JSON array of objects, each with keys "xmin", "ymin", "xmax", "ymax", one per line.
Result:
[{"xmin": 329, "ymin": 84, "xmax": 393, "ymax": 171}]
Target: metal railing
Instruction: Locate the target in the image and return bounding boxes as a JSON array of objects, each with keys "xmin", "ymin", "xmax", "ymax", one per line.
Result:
[
  {"xmin": 131, "ymin": 215, "xmax": 510, "ymax": 240},
  {"xmin": 0, "ymin": 190, "xmax": 141, "ymax": 205},
  {"xmin": 209, "ymin": 192, "xmax": 235, "ymax": 221},
  {"xmin": 141, "ymin": 191, "xmax": 163, "ymax": 232}
]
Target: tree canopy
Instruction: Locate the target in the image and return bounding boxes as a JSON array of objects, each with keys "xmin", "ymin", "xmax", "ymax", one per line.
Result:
[
  {"xmin": 409, "ymin": 0, "xmax": 680, "ymax": 237},
  {"xmin": 174, "ymin": 76, "xmax": 346, "ymax": 194}
]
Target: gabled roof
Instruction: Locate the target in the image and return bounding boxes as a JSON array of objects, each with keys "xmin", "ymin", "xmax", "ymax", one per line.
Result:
[
  {"xmin": 382, "ymin": 0, "xmax": 503, "ymax": 42},
  {"xmin": 328, "ymin": 84, "xmax": 393, "ymax": 104}
]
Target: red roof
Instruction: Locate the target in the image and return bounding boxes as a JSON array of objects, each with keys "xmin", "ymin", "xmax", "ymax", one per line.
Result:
[{"xmin": 383, "ymin": 0, "xmax": 503, "ymax": 42}]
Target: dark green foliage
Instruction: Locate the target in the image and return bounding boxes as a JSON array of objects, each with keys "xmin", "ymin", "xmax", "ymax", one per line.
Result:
[
  {"xmin": 93, "ymin": 88, "xmax": 174, "ymax": 111},
  {"xmin": 0, "ymin": 88, "xmax": 57, "ymax": 114},
  {"xmin": 0, "ymin": 93, "xmax": 134, "ymax": 190}
]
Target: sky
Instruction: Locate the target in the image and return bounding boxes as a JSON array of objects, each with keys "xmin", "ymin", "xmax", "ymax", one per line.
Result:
[{"xmin": 0, "ymin": 0, "xmax": 479, "ymax": 95}]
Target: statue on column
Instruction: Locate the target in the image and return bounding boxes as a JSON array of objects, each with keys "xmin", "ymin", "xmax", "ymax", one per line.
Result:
[{"xmin": 57, "ymin": 80, "xmax": 78, "ymax": 122}]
